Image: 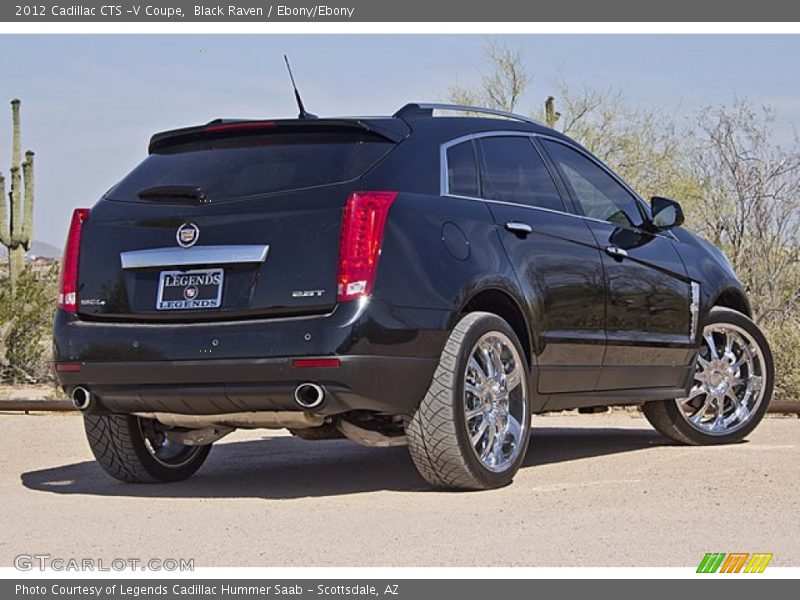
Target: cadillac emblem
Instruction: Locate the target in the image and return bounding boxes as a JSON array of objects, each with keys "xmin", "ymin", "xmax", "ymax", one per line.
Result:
[{"xmin": 176, "ymin": 222, "xmax": 199, "ymax": 248}]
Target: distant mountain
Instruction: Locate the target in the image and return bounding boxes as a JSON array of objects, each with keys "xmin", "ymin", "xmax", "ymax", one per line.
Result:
[{"xmin": 0, "ymin": 240, "xmax": 62, "ymax": 259}]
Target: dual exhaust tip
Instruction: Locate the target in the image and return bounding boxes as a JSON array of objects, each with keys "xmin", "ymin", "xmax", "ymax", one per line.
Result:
[
  {"xmin": 71, "ymin": 386, "xmax": 93, "ymax": 411},
  {"xmin": 293, "ymin": 383, "xmax": 326, "ymax": 409},
  {"xmin": 72, "ymin": 382, "xmax": 326, "ymax": 412}
]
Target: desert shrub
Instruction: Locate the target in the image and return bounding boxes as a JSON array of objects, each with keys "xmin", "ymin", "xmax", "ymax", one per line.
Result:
[
  {"xmin": 762, "ymin": 321, "xmax": 800, "ymax": 401},
  {"xmin": 0, "ymin": 264, "xmax": 59, "ymax": 382}
]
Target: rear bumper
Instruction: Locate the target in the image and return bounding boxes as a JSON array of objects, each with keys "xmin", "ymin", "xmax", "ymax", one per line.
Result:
[
  {"xmin": 53, "ymin": 298, "xmax": 449, "ymax": 416},
  {"xmin": 55, "ymin": 355, "xmax": 437, "ymax": 416}
]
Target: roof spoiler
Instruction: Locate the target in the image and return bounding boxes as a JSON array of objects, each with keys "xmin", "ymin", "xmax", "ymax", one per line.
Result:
[{"xmin": 148, "ymin": 117, "xmax": 410, "ymax": 153}]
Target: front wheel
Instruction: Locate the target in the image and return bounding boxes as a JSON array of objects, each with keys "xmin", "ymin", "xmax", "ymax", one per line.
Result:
[
  {"xmin": 643, "ymin": 307, "xmax": 774, "ymax": 445},
  {"xmin": 405, "ymin": 312, "xmax": 531, "ymax": 490},
  {"xmin": 83, "ymin": 414, "xmax": 212, "ymax": 483}
]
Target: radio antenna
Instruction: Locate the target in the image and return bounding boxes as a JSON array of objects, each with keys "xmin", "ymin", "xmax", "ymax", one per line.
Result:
[{"xmin": 283, "ymin": 55, "xmax": 317, "ymax": 120}]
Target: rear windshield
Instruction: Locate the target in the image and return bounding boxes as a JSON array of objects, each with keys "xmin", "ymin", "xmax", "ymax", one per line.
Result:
[{"xmin": 106, "ymin": 132, "xmax": 394, "ymax": 202}]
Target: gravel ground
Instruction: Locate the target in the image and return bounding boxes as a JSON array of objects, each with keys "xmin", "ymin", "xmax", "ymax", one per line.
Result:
[{"xmin": 1, "ymin": 411, "xmax": 798, "ymax": 567}]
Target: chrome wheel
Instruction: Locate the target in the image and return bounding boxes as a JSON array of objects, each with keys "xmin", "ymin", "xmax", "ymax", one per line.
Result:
[
  {"xmin": 678, "ymin": 322, "xmax": 767, "ymax": 436},
  {"xmin": 137, "ymin": 418, "xmax": 204, "ymax": 468},
  {"xmin": 463, "ymin": 331, "xmax": 528, "ymax": 472}
]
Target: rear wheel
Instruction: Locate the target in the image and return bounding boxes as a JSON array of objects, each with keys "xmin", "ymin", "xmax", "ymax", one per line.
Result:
[
  {"xmin": 83, "ymin": 414, "xmax": 211, "ymax": 483},
  {"xmin": 643, "ymin": 307, "xmax": 773, "ymax": 445},
  {"xmin": 405, "ymin": 312, "xmax": 531, "ymax": 490}
]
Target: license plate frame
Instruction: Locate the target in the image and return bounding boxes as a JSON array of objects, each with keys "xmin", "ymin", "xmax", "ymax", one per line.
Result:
[{"xmin": 156, "ymin": 268, "xmax": 224, "ymax": 311}]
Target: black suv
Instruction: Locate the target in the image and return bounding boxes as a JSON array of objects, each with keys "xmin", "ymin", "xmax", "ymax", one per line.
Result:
[{"xmin": 53, "ymin": 103, "xmax": 774, "ymax": 490}]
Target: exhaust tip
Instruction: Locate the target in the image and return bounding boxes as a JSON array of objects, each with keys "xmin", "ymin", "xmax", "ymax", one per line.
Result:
[
  {"xmin": 294, "ymin": 383, "xmax": 325, "ymax": 409},
  {"xmin": 71, "ymin": 386, "xmax": 92, "ymax": 411}
]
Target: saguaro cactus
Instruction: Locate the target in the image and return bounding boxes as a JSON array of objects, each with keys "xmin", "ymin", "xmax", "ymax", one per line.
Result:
[
  {"xmin": 544, "ymin": 96, "xmax": 561, "ymax": 128},
  {"xmin": 0, "ymin": 99, "xmax": 35, "ymax": 286}
]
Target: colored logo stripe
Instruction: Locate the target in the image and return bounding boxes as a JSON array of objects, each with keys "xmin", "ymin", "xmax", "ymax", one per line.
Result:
[
  {"xmin": 744, "ymin": 553, "xmax": 773, "ymax": 573},
  {"xmin": 697, "ymin": 552, "xmax": 773, "ymax": 573},
  {"xmin": 720, "ymin": 553, "xmax": 749, "ymax": 573},
  {"xmin": 697, "ymin": 553, "xmax": 726, "ymax": 573}
]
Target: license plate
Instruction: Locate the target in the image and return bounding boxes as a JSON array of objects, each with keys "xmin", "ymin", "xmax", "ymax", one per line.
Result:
[{"xmin": 156, "ymin": 268, "xmax": 224, "ymax": 310}]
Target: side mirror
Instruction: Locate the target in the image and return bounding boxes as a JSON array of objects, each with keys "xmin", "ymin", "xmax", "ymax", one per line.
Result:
[{"xmin": 650, "ymin": 196, "xmax": 685, "ymax": 230}]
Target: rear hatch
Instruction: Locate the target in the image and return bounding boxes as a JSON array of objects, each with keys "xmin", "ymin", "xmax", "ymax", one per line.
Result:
[{"xmin": 77, "ymin": 119, "xmax": 404, "ymax": 321}]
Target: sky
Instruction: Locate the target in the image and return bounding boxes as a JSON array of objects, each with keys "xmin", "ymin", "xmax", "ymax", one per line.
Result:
[{"xmin": 1, "ymin": 34, "xmax": 799, "ymax": 248}]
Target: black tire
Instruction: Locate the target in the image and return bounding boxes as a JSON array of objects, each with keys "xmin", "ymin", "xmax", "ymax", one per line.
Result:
[
  {"xmin": 83, "ymin": 414, "xmax": 211, "ymax": 483},
  {"xmin": 405, "ymin": 311, "xmax": 531, "ymax": 490},
  {"xmin": 643, "ymin": 307, "xmax": 774, "ymax": 445}
]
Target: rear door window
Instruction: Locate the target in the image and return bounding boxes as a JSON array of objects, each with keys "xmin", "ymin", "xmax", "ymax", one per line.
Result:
[
  {"xmin": 107, "ymin": 132, "xmax": 395, "ymax": 202},
  {"xmin": 477, "ymin": 136, "xmax": 565, "ymax": 212}
]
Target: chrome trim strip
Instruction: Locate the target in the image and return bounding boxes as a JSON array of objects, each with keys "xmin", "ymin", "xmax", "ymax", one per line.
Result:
[
  {"xmin": 690, "ymin": 281, "xmax": 701, "ymax": 339},
  {"xmin": 120, "ymin": 245, "xmax": 269, "ymax": 269},
  {"xmin": 446, "ymin": 191, "xmax": 653, "ymax": 231},
  {"xmin": 445, "ymin": 191, "xmax": 609, "ymax": 225}
]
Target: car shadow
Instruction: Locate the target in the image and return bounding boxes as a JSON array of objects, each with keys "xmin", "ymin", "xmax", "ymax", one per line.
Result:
[
  {"xmin": 524, "ymin": 422, "xmax": 670, "ymax": 468},
  {"xmin": 21, "ymin": 424, "xmax": 672, "ymax": 499}
]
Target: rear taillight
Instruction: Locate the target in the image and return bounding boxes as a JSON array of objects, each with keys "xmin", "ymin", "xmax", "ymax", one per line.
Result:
[
  {"xmin": 58, "ymin": 208, "xmax": 90, "ymax": 312},
  {"xmin": 337, "ymin": 191, "xmax": 398, "ymax": 302}
]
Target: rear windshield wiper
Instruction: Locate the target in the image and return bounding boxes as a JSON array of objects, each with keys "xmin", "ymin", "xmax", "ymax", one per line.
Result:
[{"xmin": 137, "ymin": 185, "xmax": 209, "ymax": 204}]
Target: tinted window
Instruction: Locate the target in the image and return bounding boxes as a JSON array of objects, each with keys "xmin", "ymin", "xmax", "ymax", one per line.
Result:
[
  {"xmin": 543, "ymin": 140, "xmax": 644, "ymax": 228},
  {"xmin": 107, "ymin": 132, "xmax": 394, "ymax": 202},
  {"xmin": 477, "ymin": 137, "xmax": 565, "ymax": 211},
  {"xmin": 446, "ymin": 141, "xmax": 479, "ymax": 197}
]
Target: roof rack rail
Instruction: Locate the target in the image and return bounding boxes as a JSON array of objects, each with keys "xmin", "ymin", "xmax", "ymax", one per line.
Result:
[{"xmin": 394, "ymin": 103, "xmax": 541, "ymax": 126}]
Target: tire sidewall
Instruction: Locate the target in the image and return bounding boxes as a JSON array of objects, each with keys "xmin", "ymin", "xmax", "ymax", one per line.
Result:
[
  {"xmin": 451, "ymin": 314, "xmax": 532, "ymax": 488},
  {"xmin": 665, "ymin": 307, "xmax": 774, "ymax": 445}
]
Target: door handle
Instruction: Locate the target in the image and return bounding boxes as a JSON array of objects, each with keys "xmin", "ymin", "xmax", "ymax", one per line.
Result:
[
  {"xmin": 505, "ymin": 221, "xmax": 533, "ymax": 236},
  {"xmin": 605, "ymin": 246, "xmax": 629, "ymax": 259}
]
